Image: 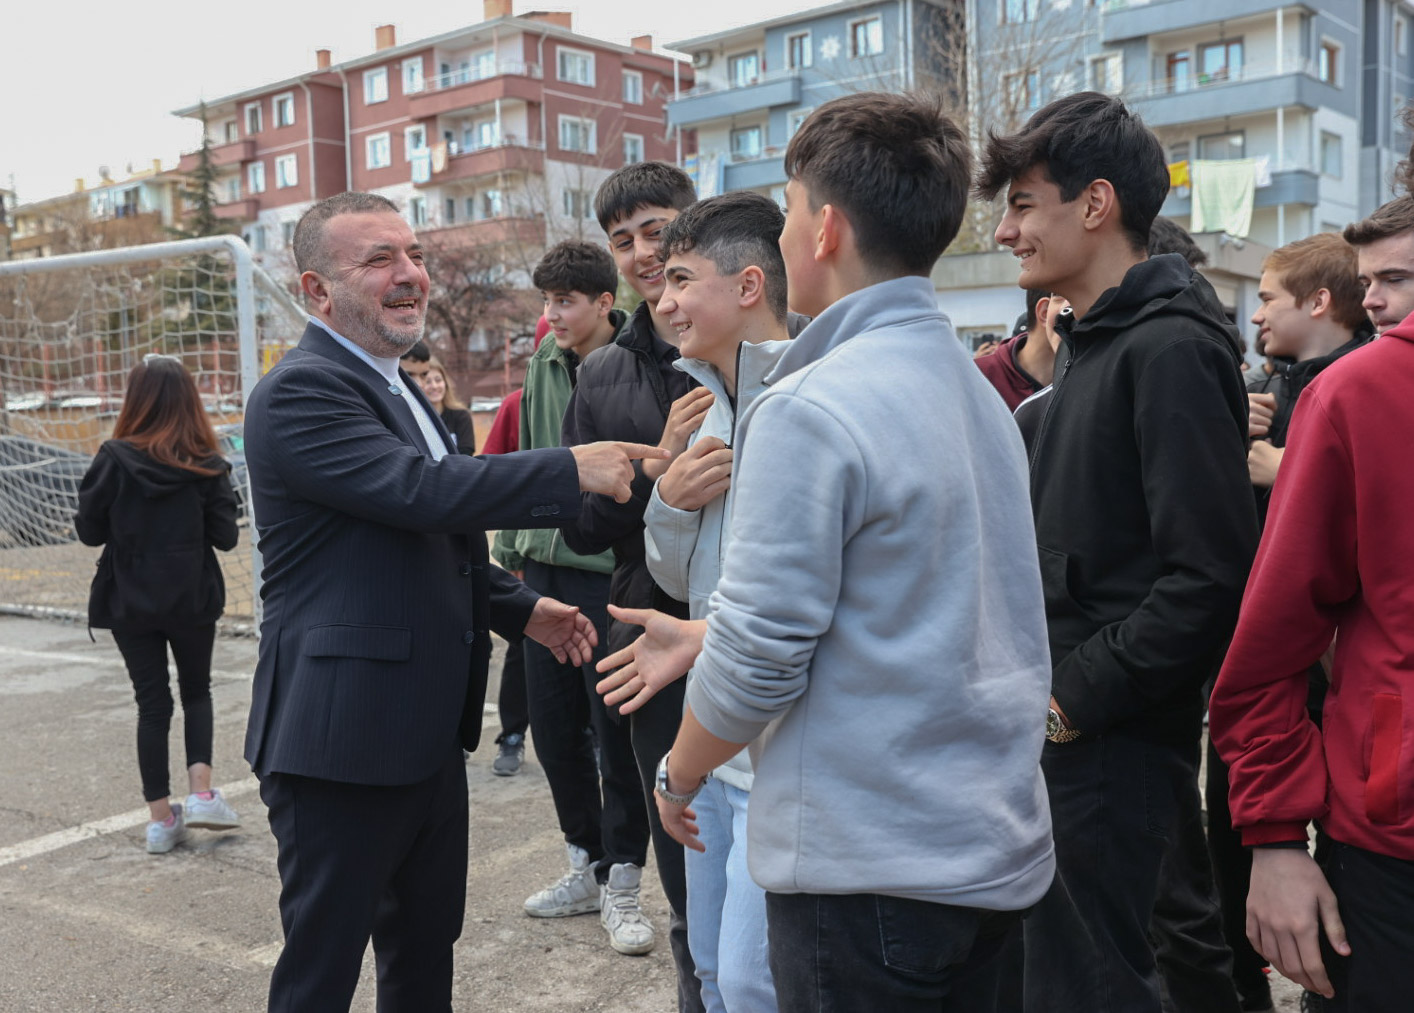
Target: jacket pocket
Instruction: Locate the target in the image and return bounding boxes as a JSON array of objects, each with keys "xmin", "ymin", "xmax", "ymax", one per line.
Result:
[
  {"xmin": 1365, "ymin": 693, "xmax": 1404, "ymax": 825},
  {"xmin": 303, "ymin": 623, "xmax": 412, "ymax": 661},
  {"xmin": 1037, "ymin": 545, "xmax": 1091, "ymax": 625}
]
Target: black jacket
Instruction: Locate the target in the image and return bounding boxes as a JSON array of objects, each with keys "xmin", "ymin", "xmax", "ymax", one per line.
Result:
[
  {"xmin": 75, "ymin": 439, "xmax": 239, "ymax": 630},
  {"xmin": 1031, "ymin": 254, "xmax": 1259, "ymax": 743},
  {"xmin": 439, "ymin": 406, "xmax": 477, "ymax": 455}
]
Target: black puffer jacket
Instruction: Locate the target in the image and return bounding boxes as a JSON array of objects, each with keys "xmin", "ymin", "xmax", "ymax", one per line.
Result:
[
  {"xmin": 1031, "ymin": 254, "xmax": 1259, "ymax": 744},
  {"xmin": 75, "ymin": 439, "xmax": 239, "ymax": 630}
]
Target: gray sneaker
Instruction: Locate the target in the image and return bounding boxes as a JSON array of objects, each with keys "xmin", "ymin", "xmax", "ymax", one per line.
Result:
[
  {"xmin": 146, "ymin": 803, "xmax": 189, "ymax": 854},
  {"xmin": 492, "ymin": 733, "xmax": 524, "ymax": 776},
  {"xmin": 184, "ymin": 788, "xmax": 240, "ymax": 830},
  {"xmin": 524, "ymin": 843, "xmax": 601, "ymax": 918},
  {"xmin": 601, "ymin": 863, "xmax": 655, "ymax": 955}
]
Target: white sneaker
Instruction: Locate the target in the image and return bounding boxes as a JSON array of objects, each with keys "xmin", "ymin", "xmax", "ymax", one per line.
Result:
[
  {"xmin": 601, "ymin": 863, "xmax": 655, "ymax": 955},
  {"xmin": 183, "ymin": 789, "xmax": 240, "ymax": 830},
  {"xmin": 146, "ymin": 803, "xmax": 189, "ymax": 854},
  {"xmin": 524, "ymin": 843, "xmax": 601, "ymax": 918}
]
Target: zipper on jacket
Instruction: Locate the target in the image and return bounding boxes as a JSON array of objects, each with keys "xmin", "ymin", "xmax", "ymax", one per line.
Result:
[{"xmin": 1030, "ymin": 348, "xmax": 1073, "ymax": 474}]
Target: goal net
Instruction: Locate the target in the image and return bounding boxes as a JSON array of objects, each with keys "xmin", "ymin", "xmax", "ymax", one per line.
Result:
[{"xmin": 0, "ymin": 236, "xmax": 306, "ymax": 634}]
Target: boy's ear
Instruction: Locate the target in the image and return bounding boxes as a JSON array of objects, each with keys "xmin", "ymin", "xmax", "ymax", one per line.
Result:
[
  {"xmin": 818, "ymin": 203, "xmax": 844, "ymax": 262},
  {"xmin": 1307, "ymin": 287, "xmax": 1332, "ymax": 319},
  {"xmin": 1080, "ymin": 179, "xmax": 1120, "ymax": 235},
  {"xmin": 738, "ymin": 265, "xmax": 767, "ymax": 309},
  {"xmin": 594, "ymin": 291, "xmax": 615, "ymax": 316}
]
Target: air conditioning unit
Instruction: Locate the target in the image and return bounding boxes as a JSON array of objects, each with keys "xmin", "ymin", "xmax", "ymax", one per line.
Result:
[{"xmin": 692, "ymin": 51, "xmax": 713, "ymax": 69}]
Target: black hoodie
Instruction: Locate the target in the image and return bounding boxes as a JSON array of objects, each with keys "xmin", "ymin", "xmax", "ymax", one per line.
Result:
[
  {"xmin": 1031, "ymin": 254, "xmax": 1259, "ymax": 744},
  {"xmin": 75, "ymin": 439, "xmax": 239, "ymax": 630}
]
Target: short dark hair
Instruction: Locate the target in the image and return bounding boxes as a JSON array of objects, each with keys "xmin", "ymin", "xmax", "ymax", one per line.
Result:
[
  {"xmin": 293, "ymin": 191, "xmax": 400, "ymax": 275},
  {"xmin": 1148, "ymin": 216, "xmax": 1208, "ymax": 266},
  {"xmin": 532, "ymin": 241, "xmax": 618, "ymax": 298},
  {"xmin": 784, "ymin": 92, "xmax": 971, "ymax": 275},
  {"xmin": 400, "ymin": 340, "xmax": 430, "ymax": 363},
  {"xmin": 1024, "ymin": 288, "xmax": 1048, "ymax": 330},
  {"xmin": 594, "ymin": 162, "xmax": 696, "ymax": 232},
  {"xmin": 658, "ymin": 192, "xmax": 789, "ymax": 323},
  {"xmin": 1343, "ymin": 195, "xmax": 1414, "ymax": 246},
  {"xmin": 976, "ymin": 92, "xmax": 1169, "ymax": 253}
]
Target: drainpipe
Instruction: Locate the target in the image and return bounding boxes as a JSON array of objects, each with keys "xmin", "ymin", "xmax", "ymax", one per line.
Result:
[
  {"xmin": 674, "ymin": 58, "xmax": 682, "ymax": 165},
  {"xmin": 335, "ymin": 67, "xmax": 354, "ymax": 190},
  {"xmin": 298, "ymin": 81, "xmax": 317, "ymax": 201}
]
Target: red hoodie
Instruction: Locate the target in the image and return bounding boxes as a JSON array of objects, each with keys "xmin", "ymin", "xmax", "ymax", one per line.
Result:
[
  {"xmin": 1210, "ymin": 323, "xmax": 1414, "ymax": 859},
  {"xmin": 974, "ymin": 334, "xmax": 1044, "ymax": 410}
]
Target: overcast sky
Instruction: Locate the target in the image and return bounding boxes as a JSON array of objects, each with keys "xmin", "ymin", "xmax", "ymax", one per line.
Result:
[{"xmin": 2, "ymin": 1, "xmax": 808, "ymax": 204}]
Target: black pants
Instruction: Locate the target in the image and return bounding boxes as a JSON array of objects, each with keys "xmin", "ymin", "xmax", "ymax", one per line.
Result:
[
  {"xmin": 1204, "ymin": 736, "xmax": 1272, "ymax": 1004},
  {"xmin": 1319, "ymin": 839, "xmax": 1414, "ymax": 1012},
  {"xmin": 261, "ymin": 748, "xmax": 467, "ymax": 1013},
  {"xmin": 522, "ymin": 561, "xmax": 649, "ymax": 876},
  {"xmin": 768, "ymin": 891, "xmax": 1020, "ymax": 1011},
  {"xmin": 111, "ymin": 624, "xmax": 216, "ymax": 802},
  {"xmin": 496, "ymin": 638, "xmax": 529, "ymax": 741}
]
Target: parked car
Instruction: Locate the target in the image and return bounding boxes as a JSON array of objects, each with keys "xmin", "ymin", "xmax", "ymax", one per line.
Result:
[{"xmin": 0, "ymin": 435, "xmax": 91, "ymax": 547}]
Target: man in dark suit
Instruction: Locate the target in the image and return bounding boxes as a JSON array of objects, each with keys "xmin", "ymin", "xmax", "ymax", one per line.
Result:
[{"xmin": 243, "ymin": 191, "xmax": 664, "ymax": 1012}]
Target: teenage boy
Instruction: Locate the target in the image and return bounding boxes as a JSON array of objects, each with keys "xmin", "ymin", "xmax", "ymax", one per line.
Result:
[
  {"xmin": 635, "ymin": 191, "xmax": 792, "ymax": 1012},
  {"xmin": 601, "ymin": 92, "xmax": 1056, "ymax": 1010},
  {"xmin": 977, "ymin": 91, "xmax": 1258, "ymax": 1013},
  {"xmin": 974, "ymin": 288, "xmax": 1057, "ymax": 409},
  {"xmin": 509, "ymin": 241, "xmax": 654, "ymax": 956},
  {"xmin": 1210, "ymin": 198, "xmax": 1414, "ymax": 1012}
]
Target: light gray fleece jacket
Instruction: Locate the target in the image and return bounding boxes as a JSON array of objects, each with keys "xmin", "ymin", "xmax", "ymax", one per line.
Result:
[
  {"xmin": 687, "ymin": 276, "xmax": 1055, "ymax": 909},
  {"xmin": 644, "ymin": 338, "xmax": 791, "ymax": 792}
]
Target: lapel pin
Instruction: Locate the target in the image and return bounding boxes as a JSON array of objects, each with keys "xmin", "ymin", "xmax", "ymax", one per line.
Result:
[{"xmin": 388, "ymin": 384, "xmax": 403, "ymax": 396}]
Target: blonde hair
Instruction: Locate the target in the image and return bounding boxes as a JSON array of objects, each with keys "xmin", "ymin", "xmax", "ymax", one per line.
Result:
[{"xmin": 422, "ymin": 356, "xmax": 466, "ymax": 411}]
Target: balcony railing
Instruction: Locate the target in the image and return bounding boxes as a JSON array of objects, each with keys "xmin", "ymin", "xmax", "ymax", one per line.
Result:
[
  {"xmin": 426, "ymin": 60, "xmax": 541, "ymax": 92},
  {"xmin": 678, "ymin": 67, "xmax": 798, "ymax": 100},
  {"xmin": 1130, "ymin": 56, "xmax": 1322, "ymax": 101}
]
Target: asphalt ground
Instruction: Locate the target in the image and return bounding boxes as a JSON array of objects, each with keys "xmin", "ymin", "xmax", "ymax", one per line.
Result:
[
  {"xmin": 0, "ymin": 615, "xmax": 678, "ymax": 1012},
  {"xmin": 0, "ymin": 614, "xmax": 1310, "ymax": 1012}
]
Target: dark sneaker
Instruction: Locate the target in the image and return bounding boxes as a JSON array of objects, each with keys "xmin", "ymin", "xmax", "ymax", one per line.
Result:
[{"xmin": 492, "ymin": 733, "xmax": 524, "ymax": 777}]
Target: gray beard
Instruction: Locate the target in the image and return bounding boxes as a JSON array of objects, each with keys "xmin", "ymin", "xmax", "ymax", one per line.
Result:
[{"xmin": 344, "ymin": 299, "xmax": 424, "ymax": 358}]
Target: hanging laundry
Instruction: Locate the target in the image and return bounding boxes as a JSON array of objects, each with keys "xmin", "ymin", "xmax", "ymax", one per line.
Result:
[
  {"xmin": 1253, "ymin": 155, "xmax": 1272, "ymax": 188},
  {"xmin": 431, "ymin": 142, "xmax": 449, "ymax": 175},
  {"xmin": 1191, "ymin": 158, "xmax": 1256, "ymax": 238},
  {"xmin": 1168, "ymin": 160, "xmax": 1191, "ymax": 189}
]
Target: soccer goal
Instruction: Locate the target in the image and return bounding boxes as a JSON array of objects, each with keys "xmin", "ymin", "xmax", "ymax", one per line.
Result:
[{"xmin": 0, "ymin": 236, "xmax": 306, "ymax": 634}]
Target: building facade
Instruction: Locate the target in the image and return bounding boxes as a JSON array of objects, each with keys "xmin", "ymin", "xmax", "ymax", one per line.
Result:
[{"xmin": 8, "ymin": 163, "xmax": 183, "ymax": 261}]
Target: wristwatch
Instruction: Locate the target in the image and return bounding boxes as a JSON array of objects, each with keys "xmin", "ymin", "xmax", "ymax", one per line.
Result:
[
  {"xmin": 655, "ymin": 751, "xmax": 706, "ymax": 806},
  {"xmin": 1046, "ymin": 707, "xmax": 1083, "ymax": 744}
]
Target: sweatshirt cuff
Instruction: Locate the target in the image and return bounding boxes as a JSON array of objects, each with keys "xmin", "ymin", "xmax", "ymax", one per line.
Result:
[{"xmin": 1240, "ymin": 821, "xmax": 1310, "ymax": 847}]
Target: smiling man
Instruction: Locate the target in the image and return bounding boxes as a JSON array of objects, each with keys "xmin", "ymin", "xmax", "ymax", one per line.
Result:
[
  {"xmin": 243, "ymin": 192, "xmax": 663, "ymax": 1013},
  {"xmin": 978, "ymin": 93, "xmax": 1258, "ymax": 1013}
]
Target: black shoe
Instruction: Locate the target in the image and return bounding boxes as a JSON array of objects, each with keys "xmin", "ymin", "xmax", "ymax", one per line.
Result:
[
  {"xmin": 1299, "ymin": 991, "xmax": 1325, "ymax": 1013},
  {"xmin": 493, "ymin": 733, "xmax": 525, "ymax": 776}
]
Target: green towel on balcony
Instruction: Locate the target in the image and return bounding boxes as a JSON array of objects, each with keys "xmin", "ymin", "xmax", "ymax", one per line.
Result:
[{"xmin": 1191, "ymin": 158, "xmax": 1255, "ymax": 238}]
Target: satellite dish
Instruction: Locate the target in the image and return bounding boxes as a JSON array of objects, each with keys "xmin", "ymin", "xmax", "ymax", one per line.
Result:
[{"xmin": 98, "ymin": 165, "xmax": 112, "ymax": 181}]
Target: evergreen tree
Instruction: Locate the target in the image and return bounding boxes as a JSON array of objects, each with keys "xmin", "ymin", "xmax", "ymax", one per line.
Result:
[{"xmin": 170, "ymin": 103, "xmax": 234, "ymax": 239}]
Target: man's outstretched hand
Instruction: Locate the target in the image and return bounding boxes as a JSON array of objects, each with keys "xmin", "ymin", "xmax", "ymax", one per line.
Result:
[
  {"xmin": 594, "ymin": 606, "xmax": 707, "ymax": 713},
  {"xmin": 571, "ymin": 442, "xmax": 671, "ymax": 503},
  {"xmin": 524, "ymin": 596, "xmax": 597, "ymax": 666}
]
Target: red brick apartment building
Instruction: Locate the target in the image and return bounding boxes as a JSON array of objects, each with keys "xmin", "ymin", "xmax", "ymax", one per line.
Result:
[{"xmin": 174, "ymin": 0, "xmax": 694, "ymax": 269}]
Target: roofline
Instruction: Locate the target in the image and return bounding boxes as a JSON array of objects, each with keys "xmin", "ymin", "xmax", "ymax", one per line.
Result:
[{"xmin": 173, "ymin": 16, "xmax": 690, "ymax": 120}]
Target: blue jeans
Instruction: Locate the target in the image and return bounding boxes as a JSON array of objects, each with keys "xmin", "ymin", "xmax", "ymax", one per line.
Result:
[
  {"xmin": 685, "ymin": 777, "xmax": 776, "ymax": 1013},
  {"xmin": 1022, "ymin": 733, "xmax": 1186, "ymax": 1012},
  {"xmin": 767, "ymin": 890, "xmax": 1020, "ymax": 1012}
]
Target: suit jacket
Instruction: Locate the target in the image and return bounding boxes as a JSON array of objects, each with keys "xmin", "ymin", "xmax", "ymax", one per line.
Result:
[{"xmin": 243, "ymin": 323, "xmax": 580, "ymax": 785}]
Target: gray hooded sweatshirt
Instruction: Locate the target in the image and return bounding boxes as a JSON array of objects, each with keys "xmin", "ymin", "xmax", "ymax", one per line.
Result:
[{"xmin": 686, "ymin": 276, "xmax": 1055, "ymax": 909}]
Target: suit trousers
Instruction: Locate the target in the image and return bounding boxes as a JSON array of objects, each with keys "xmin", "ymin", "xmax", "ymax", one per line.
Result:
[{"xmin": 260, "ymin": 747, "xmax": 468, "ymax": 1013}]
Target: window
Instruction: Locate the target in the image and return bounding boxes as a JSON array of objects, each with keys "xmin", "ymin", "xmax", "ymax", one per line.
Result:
[
  {"xmin": 1002, "ymin": 0, "xmax": 1040, "ymax": 25},
  {"xmin": 366, "ymin": 133, "xmax": 391, "ymax": 170},
  {"xmin": 728, "ymin": 52, "xmax": 759, "ymax": 88},
  {"xmin": 364, "ymin": 67, "xmax": 389, "ymax": 105},
  {"xmin": 558, "ymin": 116, "xmax": 596, "ymax": 154},
  {"xmin": 244, "ymin": 101, "xmax": 263, "ymax": 135},
  {"xmin": 557, "ymin": 47, "xmax": 595, "ymax": 86},
  {"xmin": 405, "ymin": 125, "xmax": 427, "ymax": 159},
  {"xmin": 245, "ymin": 225, "xmax": 267, "ymax": 253},
  {"xmin": 248, "ymin": 161, "xmax": 266, "ymax": 194},
  {"xmin": 1005, "ymin": 69, "xmax": 1042, "ymax": 112},
  {"xmin": 223, "ymin": 120, "xmax": 239, "ymax": 143},
  {"xmin": 464, "ymin": 196, "xmax": 476, "ymax": 220},
  {"xmin": 1168, "ymin": 141, "xmax": 1190, "ymax": 165},
  {"xmin": 282, "ymin": 221, "xmax": 296, "ymax": 246},
  {"xmin": 467, "ymin": 120, "xmax": 499, "ymax": 150},
  {"xmin": 787, "ymin": 107, "xmax": 814, "ymax": 137},
  {"xmin": 224, "ymin": 177, "xmax": 241, "ymax": 203},
  {"xmin": 444, "ymin": 198, "xmax": 456, "ymax": 224},
  {"xmin": 1197, "ymin": 131, "xmax": 1245, "ymax": 160},
  {"xmin": 275, "ymin": 154, "xmax": 298, "ymax": 188},
  {"xmin": 563, "ymin": 188, "xmax": 593, "ymax": 219},
  {"xmin": 731, "ymin": 125, "xmax": 763, "ymax": 161},
  {"xmin": 471, "ymin": 50, "xmax": 496, "ymax": 80},
  {"xmin": 1088, "ymin": 54, "xmax": 1121, "ymax": 93},
  {"xmin": 482, "ymin": 189, "xmax": 504, "ymax": 219},
  {"xmin": 1321, "ymin": 131, "xmax": 1343, "ymax": 178},
  {"xmin": 274, "ymin": 92, "xmax": 295, "ymax": 127},
  {"xmin": 623, "ymin": 133, "xmax": 644, "ymax": 164},
  {"xmin": 1399, "ymin": 17, "xmax": 1409, "ymax": 58},
  {"xmin": 850, "ymin": 18, "xmax": 884, "ymax": 58},
  {"xmin": 1198, "ymin": 39, "xmax": 1243, "ymax": 84},
  {"xmin": 1166, "ymin": 51, "xmax": 1192, "ymax": 93},
  {"xmin": 1318, "ymin": 41, "xmax": 1340, "ymax": 87},
  {"xmin": 409, "ymin": 196, "xmax": 427, "ymax": 227},
  {"xmin": 786, "ymin": 32, "xmax": 812, "ymax": 70},
  {"xmin": 403, "ymin": 57, "xmax": 425, "ymax": 94},
  {"xmin": 623, "ymin": 69, "xmax": 643, "ymax": 104}
]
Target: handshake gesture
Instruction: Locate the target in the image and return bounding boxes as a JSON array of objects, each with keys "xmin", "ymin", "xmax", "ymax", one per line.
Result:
[{"xmin": 570, "ymin": 442, "xmax": 671, "ymax": 503}]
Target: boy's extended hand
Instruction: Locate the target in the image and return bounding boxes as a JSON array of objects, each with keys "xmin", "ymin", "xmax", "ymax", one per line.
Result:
[
  {"xmin": 658, "ymin": 437, "xmax": 733, "ymax": 511},
  {"xmin": 643, "ymin": 388, "xmax": 715, "ymax": 481},
  {"xmin": 524, "ymin": 596, "xmax": 597, "ymax": 666},
  {"xmin": 1246, "ymin": 848, "xmax": 1350, "ymax": 1000},
  {"xmin": 594, "ymin": 606, "xmax": 707, "ymax": 713}
]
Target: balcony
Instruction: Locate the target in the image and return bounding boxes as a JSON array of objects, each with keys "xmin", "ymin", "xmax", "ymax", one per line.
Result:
[
  {"xmin": 668, "ymin": 71, "xmax": 801, "ymax": 129},
  {"xmin": 210, "ymin": 199, "xmax": 260, "ymax": 221},
  {"xmin": 1162, "ymin": 167, "xmax": 1319, "ymax": 217},
  {"xmin": 1101, "ymin": 0, "xmax": 1318, "ymax": 43},
  {"xmin": 1130, "ymin": 62, "xmax": 1335, "ymax": 128},
  {"xmin": 422, "ymin": 216, "xmax": 546, "ymax": 248},
  {"xmin": 420, "ymin": 142, "xmax": 545, "ymax": 188},
  {"xmin": 408, "ymin": 62, "xmax": 542, "ymax": 119},
  {"xmin": 177, "ymin": 138, "xmax": 256, "ymax": 174},
  {"xmin": 723, "ymin": 151, "xmax": 787, "ymax": 192}
]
